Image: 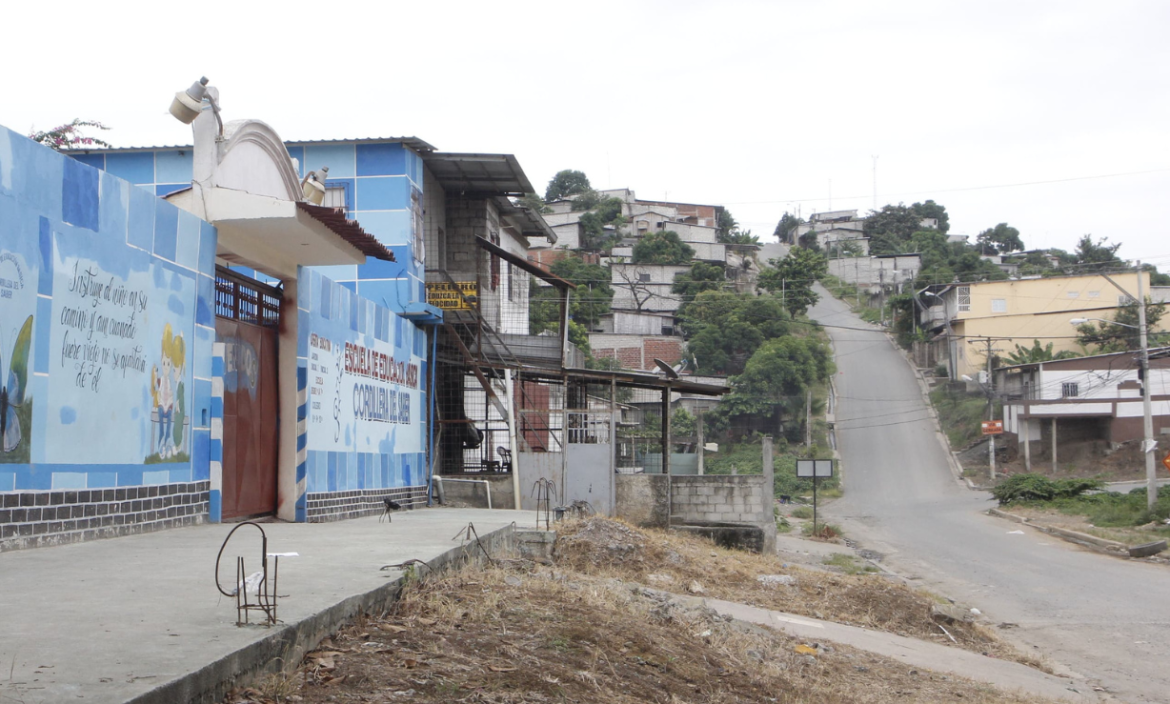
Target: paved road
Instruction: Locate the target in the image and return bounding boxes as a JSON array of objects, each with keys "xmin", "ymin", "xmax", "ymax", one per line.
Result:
[{"xmin": 809, "ymin": 288, "xmax": 1170, "ymax": 704}]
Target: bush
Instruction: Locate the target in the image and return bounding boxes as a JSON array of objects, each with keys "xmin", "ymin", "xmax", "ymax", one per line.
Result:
[
  {"xmin": 791, "ymin": 506, "xmax": 813, "ymax": 519},
  {"xmin": 991, "ymin": 474, "xmax": 1103, "ymax": 505},
  {"xmin": 934, "ymin": 364, "xmax": 948, "ymax": 378}
]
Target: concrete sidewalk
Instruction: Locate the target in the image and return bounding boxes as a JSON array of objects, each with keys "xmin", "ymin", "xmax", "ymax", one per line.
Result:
[
  {"xmin": 676, "ymin": 594, "xmax": 1096, "ymax": 703},
  {"xmin": 0, "ymin": 507, "xmax": 537, "ymax": 704}
]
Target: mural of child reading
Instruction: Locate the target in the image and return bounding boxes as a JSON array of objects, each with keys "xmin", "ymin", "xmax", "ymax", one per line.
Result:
[{"xmin": 148, "ymin": 324, "xmax": 187, "ymax": 462}]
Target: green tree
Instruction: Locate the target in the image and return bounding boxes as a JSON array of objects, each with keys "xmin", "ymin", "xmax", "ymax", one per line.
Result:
[
  {"xmin": 758, "ymin": 247, "xmax": 828, "ymax": 317},
  {"xmin": 864, "ymin": 204, "xmax": 923, "ymax": 255},
  {"xmin": 1075, "ymin": 298, "xmax": 1169, "ymax": 353},
  {"xmin": 682, "ymin": 292, "xmax": 790, "ymax": 375},
  {"xmin": 975, "ymin": 223, "xmax": 1024, "ymax": 255},
  {"xmin": 797, "ymin": 230, "xmax": 822, "ymax": 251},
  {"xmin": 1017, "ymin": 251, "xmax": 1056, "ymax": 277},
  {"xmin": 1145, "ymin": 263, "xmax": 1170, "ymax": 287},
  {"xmin": 544, "ymin": 169, "xmax": 592, "ymax": 201},
  {"xmin": 773, "ymin": 212, "xmax": 803, "ymax": 243},
  {"xmin": 716, "ymin": 209, "xmax": 738, "ymax": 241},
  {"xmin": 1072, "ymin": 235, "xmax": 1124, "ymax": 273},
  {"xmin": 632, "ymin": 230, "xmax": 695, "ymax": 265},
  {"xmin": 716, "ymin": 336, "xmax": 834, "ymax": 439},
  {"xmin": 911, "ymin": 200, "xmax": 950, "ymax": 234},
  {"xmin": 672, "ymin": 262, "xmax": 725, "ymax": 317},
  {"xmin": 29, "ymin": 119, "xmax": 111, "ymax": 151},
  {"xmin": 1002, "ymin": 340, "xmax": 1079, "ymax": 365},
  {"xmin": 517, "ymin": 193, "xmax": 551, "ymax": 214}
]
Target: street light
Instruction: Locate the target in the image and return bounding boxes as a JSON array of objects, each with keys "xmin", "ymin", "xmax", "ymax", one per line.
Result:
[{"xmin": 1069, "ymin": 313, "xmax": 1158, "ymax": 511}]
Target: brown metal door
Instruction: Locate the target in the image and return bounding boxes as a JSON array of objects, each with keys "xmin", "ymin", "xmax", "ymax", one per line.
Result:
[{"xmin": 216, "ymin": 318, "xmax": 279, "ymax": 520}]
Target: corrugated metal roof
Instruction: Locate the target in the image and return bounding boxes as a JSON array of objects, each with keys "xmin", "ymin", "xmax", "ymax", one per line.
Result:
[
  {"xmin": 296, "ymin": 202, "xmax": 395, "ymax": 262},
  {"xmin": 72, "ymin": 136, "xmax": 437, "ymax": 153},
  {"xmin": 422, "ymin": 153, "xmax": 534, "ymax": 197}
]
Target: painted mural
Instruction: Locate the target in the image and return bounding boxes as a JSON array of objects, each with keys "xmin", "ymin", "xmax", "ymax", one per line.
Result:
[
  {"xmin": 0, "ymin": 251, "xmax": 36, "ymax": 465},
  {"xmin": 0, "ymin": 124, "xmax": 214, "ymax": 492}
]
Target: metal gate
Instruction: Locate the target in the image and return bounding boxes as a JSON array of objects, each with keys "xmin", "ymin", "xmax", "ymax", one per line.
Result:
[{"xmin": 215, "ymin": 268, "xmax": 281, "ymax": 520}]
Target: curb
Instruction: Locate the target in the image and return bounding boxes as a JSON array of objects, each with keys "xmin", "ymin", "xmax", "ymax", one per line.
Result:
[
  {"xmin": 986, "ymin": 508, "xmax": 1129, "ymax": 557},
  {"xmin": 127, "ymin": 525, "xmax": 516, "ymax": 704}
]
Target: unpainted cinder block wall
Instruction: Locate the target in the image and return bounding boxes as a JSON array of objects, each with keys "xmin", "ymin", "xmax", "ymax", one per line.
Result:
[
  {"xmin": 670, "ymin": 475, "xmax": 775, "ymax": 552},
  {"xmin": 614, "ymin": 474, "xmax": 670, "ymax": 527}
]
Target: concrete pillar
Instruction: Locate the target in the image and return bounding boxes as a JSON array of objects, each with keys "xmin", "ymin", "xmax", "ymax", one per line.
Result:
[
  {"xmin": 1022, "ymin": 417, "xmax": 1031, "ymax": 472},
  {"xmin": 762, "ymin": 436, "xmax": 774, "ymax": 510},
  {"xmin": 1051, "ymin": 418, "xmax": 1058, "ymax": 474},
  {"xmin": 277, "ymin": 276, "xmax": 301, "ymax": 522}
]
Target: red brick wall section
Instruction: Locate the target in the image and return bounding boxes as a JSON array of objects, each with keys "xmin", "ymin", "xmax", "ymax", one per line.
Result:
[
  {"xmin": 643, "ymin": 338, "xmax": 683, "ymax": 370},
  {"xmin": 617, "ymin": 347, "xmax": 642, "ymax": 369},
  {"xmin": 594, "ymin": 348, "xmax": 615, "ymax": 360}
]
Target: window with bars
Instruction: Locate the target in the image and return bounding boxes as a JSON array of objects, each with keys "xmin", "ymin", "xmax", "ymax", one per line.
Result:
[
  {"xmin": 215, "ymin": 267, "xmax": 281, "ymax": 327},
  {"xmin": 1062, "ymin": 382, "xmax": 1079, "ymax": 398},
  {"xmin": 957, "ymin": 286, "xmax": 971, "ymax": 313}
]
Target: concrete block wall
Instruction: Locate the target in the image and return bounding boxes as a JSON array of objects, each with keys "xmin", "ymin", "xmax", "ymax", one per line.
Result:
[
  {"xmin": 615, "ymin": 474, "xmax": 670, "ymax": 527},
  {"xmin": 670, "ymin": 475, "xmax": 770, "ymax": 525}
]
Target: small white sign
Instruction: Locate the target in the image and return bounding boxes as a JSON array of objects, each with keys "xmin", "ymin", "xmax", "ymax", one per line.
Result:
[{"xmin": 796, "ymin": 459, "xmax": 834, "ymax": 478}]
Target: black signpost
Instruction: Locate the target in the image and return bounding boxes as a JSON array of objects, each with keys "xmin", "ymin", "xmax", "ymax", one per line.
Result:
[{"xmin": 796, "ymin": 459, "xmax": 835, "ymax": 533}]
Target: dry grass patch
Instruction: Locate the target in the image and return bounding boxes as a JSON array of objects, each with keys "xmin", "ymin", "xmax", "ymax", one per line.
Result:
[
  {"xmin": 554, "ymin": 518, "xmax": 1036, "ymax": 666},
  {"xmin": 228, "ymin": 559, "xmax": 1059, "ymax": 704}
]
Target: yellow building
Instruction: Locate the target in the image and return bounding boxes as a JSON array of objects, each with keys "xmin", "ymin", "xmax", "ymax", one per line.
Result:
[{"xmin": 922, "ymin": 272, "xmax": 1167, "ymax": 379}]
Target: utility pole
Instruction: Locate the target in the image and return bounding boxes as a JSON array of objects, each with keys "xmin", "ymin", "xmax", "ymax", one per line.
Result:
[
  {"xmin": 969, "ymin": 337, "xmax": 1006, "ymax": 480},
  {"xmin": 1136, "ymin": 262, "xmax": 1156, "ymax": 512}
]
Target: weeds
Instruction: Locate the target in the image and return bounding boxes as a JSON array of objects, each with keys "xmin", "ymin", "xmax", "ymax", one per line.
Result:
[{"xmin": 822, "ymin": 553, "xmax": 879, "ymax": 575}]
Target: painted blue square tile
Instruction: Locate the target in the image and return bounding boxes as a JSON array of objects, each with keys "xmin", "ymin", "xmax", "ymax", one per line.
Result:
[
  {"xmin": 156, "ymin": 184, "xmax": 189, "ymax": 197},
  {"xmin": 297, "ymin": 267, "xmax": 311, "ymax": 310},
  {"xmin": 69, "ymin": 152, "xmax": 105, "ymax": 171},
  {"xmin": 37, "ymin": 217, "xmax": 53, "ymax": 296},
  {"xmin": 155, "ymin": 150, "xmax": 193, "ymax": 183},
  {"xmin": 338, "ymin": 452, "xmax": 350, "ymax": 491},
  {"xmin": 198, "ymin": 221, "xmax": 216, "ymax": 276},
  {"xmin": 319, "ymin": 276, "xmax": 333, "ymax": 319},
  {"xmin": 51, "ymin": 472, "xmax": 87, "ymax": 490},
  {"xmin": 153, "ymin": 203, "xmax": 179, "ymax": 261},
  {"xmin": 349, "ymin": 293, "xmax": 359, "ymax": 331},
  {"xmin": 327, "ymin": 451, "xmax": 338, "ymax": 492},
  {"xmin": 357, "ymin": 454, "xmax": 366, "ymax": 489},
  {"xmin": 388, "ymin": 244, "xmax": 411, "ymax": 262},
  {"xmin": 196, "ymin": 274, "xmax": 214, "ymax": 326},
  {"xmin": 358, "ymin": 211, "xmax": 413, "ymax": 247},
  {"xmin": 192, "ymin": 428, "xmax": 211, "ymax": 479},
  {"xmin": 209, "ymin": 490, "xmax": 221, "ymax": 522},
  {"xmin": 99, "ymin": 172, "xmax": 129, "ymax": 242},
  {"xmin": 355, "ymin": 176, "xmax": 410, "ymax": 211},
  {"xmin": 357, "ymin": 256, "xmax": 404, "ymax": 280},
  {"xmin": 303, "ymin": 144, "xmax": 356, "ymax": 178},
  {"xmin": 356, "ymin": 279, "xmax": 400, "ymax": 310},
  {"xmin": 286, "ymin": 146, "xmax": 305, "ymax": 177},
  {"xmin": 195, "ymin": 325, "xmax": 213, "ymax": 379},
  {"xmin": 7, "ymin": 131, "xmax": 62, "ymax": 214},
  {"xmin": 62, "ymin": 156, "xmax": 99, "ymax": 231},
  {"xmin": 312, "ymin": 264, "xmax": 357, "ymax": 283},
  {"xmin": 194, "ymin": 377, "xmax": 212, "ymax": 423},
  {"xmin": 175, "ymin": 210, "xmax": 201, "ymax": 271},
  {"xmin": 373, "ymin": 303, "xmax": 385, "ymax": 340},
  {"xmin": 297, "ymin": 310, "xmax": 310, "ymax": 358},
  {"xmin": 89, "ymin": 472, "xmax": 118, "ymax": 488},
  {"xmin": 34, "ymin": 295, "xmax": 52, "ymax": 374},
  {"xmin": 104, "ymin": 151, "xmax": 155, "ymax": 185},
  {"xmin": 356, "ymin": 142, "xmax": 406, "ymax": 177},
  {"xmin": 169, "ymin": 468, "xmax": 192, "ymax": 483},
  {"xmin": 339, "ymin": 280, "xmax": 356, "ymax": 293}
]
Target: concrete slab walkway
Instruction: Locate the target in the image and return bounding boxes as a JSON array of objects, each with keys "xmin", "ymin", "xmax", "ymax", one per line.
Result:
[
  {"xmin": 673, "ymin": 594, "xmax": 1095, "ymax": 703},
  {"xmin": 0, "ymin": 507, "xmax": 537, "ymax": 704}
]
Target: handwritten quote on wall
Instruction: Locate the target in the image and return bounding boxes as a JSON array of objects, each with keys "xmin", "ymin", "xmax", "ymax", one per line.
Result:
[{"xmin": 58, "ymin": 261, "xmax": 149, "ymax": 392}]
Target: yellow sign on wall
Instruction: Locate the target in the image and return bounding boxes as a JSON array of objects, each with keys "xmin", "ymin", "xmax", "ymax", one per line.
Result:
[{"xmin": 426, "ymin": 281, "xmax": 477, "ymax": 310}]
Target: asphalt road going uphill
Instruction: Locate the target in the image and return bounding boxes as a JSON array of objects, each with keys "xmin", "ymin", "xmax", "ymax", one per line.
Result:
[{"xmin": 809, "ymin": 287, "xmax": 1170, "ymax": 703}]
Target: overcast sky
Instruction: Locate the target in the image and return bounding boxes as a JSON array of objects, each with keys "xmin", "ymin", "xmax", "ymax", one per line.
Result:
[{"xmin": 5, "ymin": 1, "xmax": 1169, "ymax": 273}]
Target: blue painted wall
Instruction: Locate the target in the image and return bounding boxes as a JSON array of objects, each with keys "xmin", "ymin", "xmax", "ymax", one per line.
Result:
[
  {"xmin": 296, "ymin": 267, "xmax": 427, "ymax": 511},
  {"xmin": 0, "ymin": 126, "xmax": 215, "ymax": 491}
]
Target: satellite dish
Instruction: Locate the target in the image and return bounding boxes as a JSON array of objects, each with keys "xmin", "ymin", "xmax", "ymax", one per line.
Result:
[{"xmin": 653, "ymin": 358, "xmax": 679, "ymax": 379}]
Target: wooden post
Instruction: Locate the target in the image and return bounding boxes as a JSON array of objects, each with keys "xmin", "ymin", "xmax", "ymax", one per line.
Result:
[{"xmin": 1051, "ymin": 417, "xmax": 1058, "ymax": 474}]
